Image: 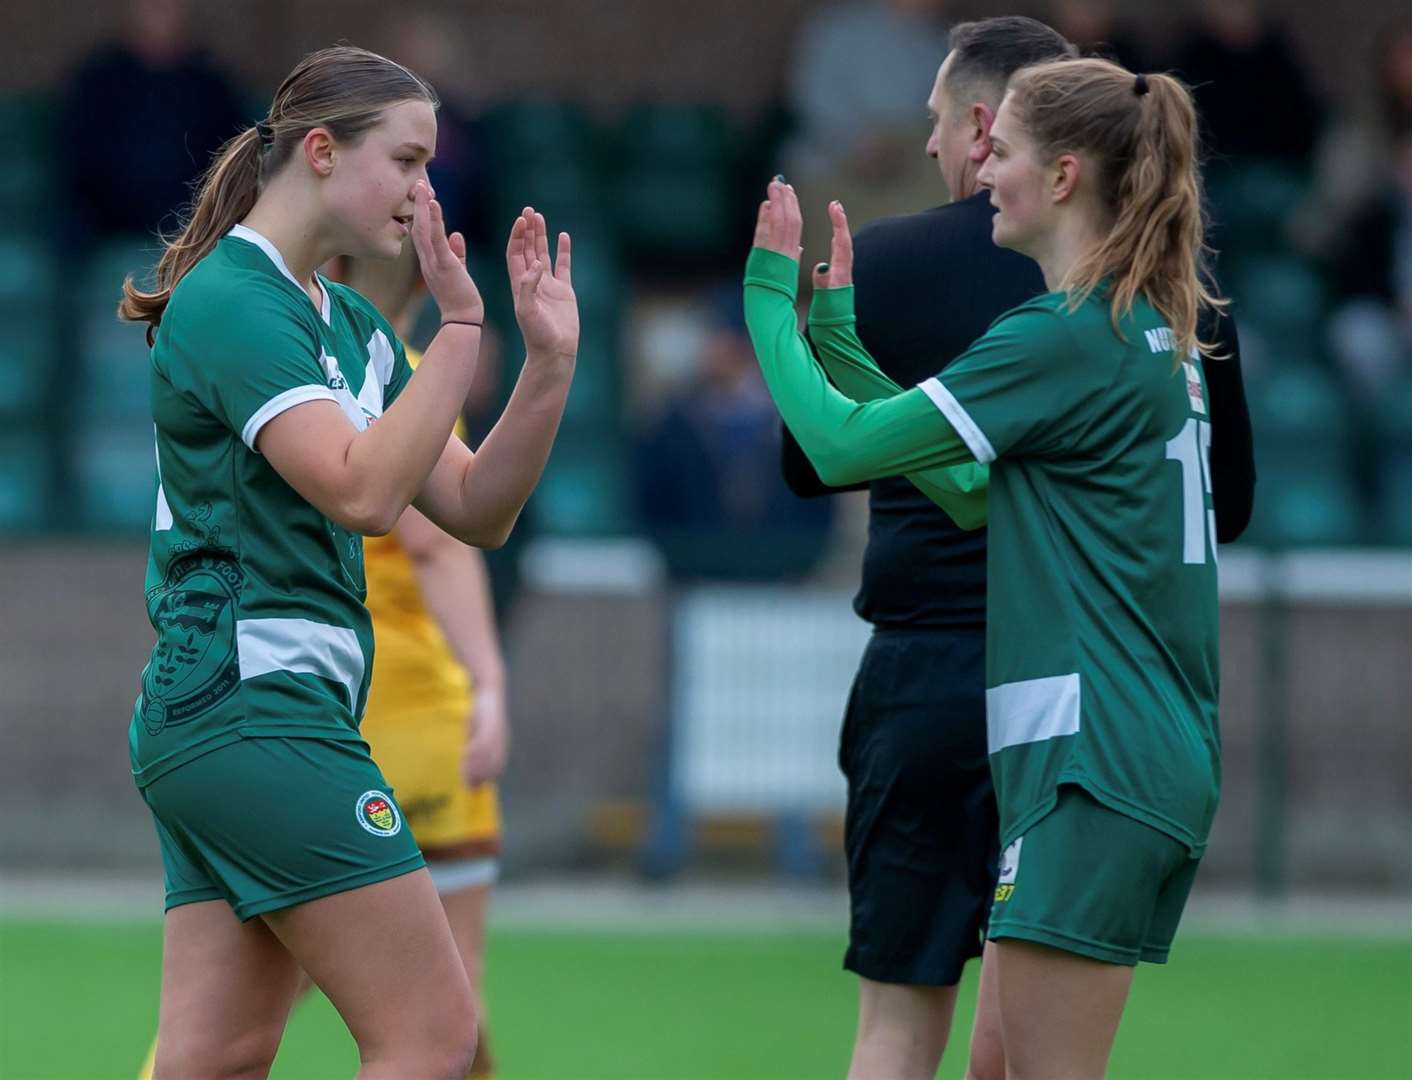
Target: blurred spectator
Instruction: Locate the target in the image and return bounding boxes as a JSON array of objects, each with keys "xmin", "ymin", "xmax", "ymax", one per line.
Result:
[
  {"xmin": 57, "ymin": 0, "xmax": 249, "ymax": 244},
  {"xmin": 784, "ymin": 0, "xmax": 950, "ymax": 258},
  {"xmin": 386, "ymin": 12, "xmax": 495, "ymax": 251},
  {"xmin": 636, "ymin": 286, "xmax": 834, "ymax": 580},
  {"xmin": 1326, "ymin": 133, "xmax": 1412, "ymax": 403},
  {"xmin": 1295, "ymin": 19, "xmax": 1412, "ymax": 258},
  {"xmin": 1172, "ymin": 0, "xmax": 1322, "ymax": 165},
  {"xmin": 1048, "ymin": 0, "xmax": 1146, "ymax": 69}
]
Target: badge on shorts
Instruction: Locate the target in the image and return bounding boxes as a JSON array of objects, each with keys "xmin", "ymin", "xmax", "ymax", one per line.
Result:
[
  {"xmin": 995, "ymin": 836, "xmax": 1023, "ymax": 902},
  {"xmin": 356, "ymin": 790, "xmax": 402, "ymax": 837}
]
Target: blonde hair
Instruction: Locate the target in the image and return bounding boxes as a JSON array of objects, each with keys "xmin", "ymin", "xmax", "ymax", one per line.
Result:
[
  {"xmin": 1006, "ymin": 58, "xmax": 1225, "ymax": 359},
  {"xmin": 119, "ymin": 45, "xmax": 437, "ymax": 344}
]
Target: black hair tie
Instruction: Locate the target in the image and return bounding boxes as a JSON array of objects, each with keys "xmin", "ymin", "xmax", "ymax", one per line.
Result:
[
  {"xmin": 1134, "ymin": 74, "xmax": 1149, "ymax": 97},
  {"xmin": 254, "ymin": 120, "xmax": 275, "ymax": 148}
]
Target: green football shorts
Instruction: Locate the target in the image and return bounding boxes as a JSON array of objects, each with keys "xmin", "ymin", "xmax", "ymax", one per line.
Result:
[
  {"xmin": 986, "ymin": 784, "xmax": 1201, "ymax": 965},
  {"xmin": 142, "ymin": 735, "xmax": 425, "ymax": 921}
]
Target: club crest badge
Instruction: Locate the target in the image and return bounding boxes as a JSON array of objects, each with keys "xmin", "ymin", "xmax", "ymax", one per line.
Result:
[
  {"xmin": 356, "ymin": 790, "xmax": 402, "ymax": 837},
  {"xmin": 140, "ymin": 552, "xmax": 244, "ymax": 735}
]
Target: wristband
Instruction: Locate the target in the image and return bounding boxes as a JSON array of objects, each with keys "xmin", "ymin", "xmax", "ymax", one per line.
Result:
[{"xmin": 441, "ymin": 319, "xmax": 483, "ymax": 329}]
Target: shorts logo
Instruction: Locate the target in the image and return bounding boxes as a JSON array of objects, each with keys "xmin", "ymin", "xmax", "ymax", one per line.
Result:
[
  {"xmin": 356, "ymin": 790, "xmax": 402, "ymax": 837},
  {"xmin": 995, "ymin": 836, "xmax": 1023, "ymax": 902}
]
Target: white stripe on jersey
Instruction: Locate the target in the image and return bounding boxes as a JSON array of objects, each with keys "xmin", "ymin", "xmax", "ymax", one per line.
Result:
[
  {"xmin": 986, "ymin": 672, "xmax": 1081, "ymax": 754},
  {"xmin": 917, "ymin": 376, "xmax": 997, "ymax": 464},
  {"xmin": 236, "ymin": 616, "xmax": 365, "ymax": 714}
]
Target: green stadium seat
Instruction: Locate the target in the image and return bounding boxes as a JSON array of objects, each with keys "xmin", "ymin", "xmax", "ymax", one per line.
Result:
[
  {"xmin": 0, "ymin": 320, "xmax": 56, "ymax": 416},
  {"xmin": 1206, "ymin": 159, "xmax": 1309, "ymax": 252},
  {"xmin": 1228, "ymin": 254, "xmax": 1327, "ymax": 343},
  {"xmin": 72, "ymin": 415, "xmax": 157, "ymax": 532},
  {"xmin": 0, "ymin": 425, "xmax": 50, "ymax": 529},
  {"xmin": 560, "ymin": 327, "xmax": 624, "ymax": 426},
  {"xmin": 0, "ymin": 233, "xmax": 57, "ymax": 308},
  {"xmin": 531, "ymin": 432, "xmax": 631, "ymax": 536},
  {"xmin": 1242, "ymin": 461, "xmax": 1365, "ymax": 547},
  {"xmin": 483, "ymin": 100, "xmax": 599, "ymax": 164},
  {"xmin": 1371, "ymin": 374, "xmax": 1412, "ymax": 545},
  {"xmin": 78, "ymin": 316, "xmax": 151, "ymax": 420},
  {"xmin": 79, "ymin": 237, "xmax": 160, "ymax": 304},
  {"xmin": 609, "ymin": 103, "xmax": 740, "ymax": 265},
  {"xmin": 0, "ymin": 96, "xmax": 54, "ymax": 230},
  {"xmin": 74, "ymin": 240, "xmax": 158, "ymax": 421},
  {"xmin": 1245, "ymin": 364, "xmax": 1353, "ymax": 471},
  {"xmin": 484, "ymin": 100, "xmax": 606, "ymax": 226}
]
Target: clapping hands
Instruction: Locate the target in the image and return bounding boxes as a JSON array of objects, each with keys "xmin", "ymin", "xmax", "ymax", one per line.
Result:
[
  {"xmin": 506, "ymin": 207, "xmax": 578, "ymax": 360},
  {"xmin": 753, "ymin": 179, "xmax": 855, "ymax": 289}
]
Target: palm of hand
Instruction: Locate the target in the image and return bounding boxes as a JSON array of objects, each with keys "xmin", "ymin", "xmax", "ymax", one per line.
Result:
[
  {"xmin": 519, "ymin": 272, "xmax": 579, "ymax": 356},
  {"xmin": 506, "ymin": 206, "xmax": 578, "ymax": 357}
]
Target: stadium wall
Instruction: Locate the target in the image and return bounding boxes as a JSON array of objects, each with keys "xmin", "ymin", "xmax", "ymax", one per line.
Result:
[{"xmin": 2, "ymin": 543, "xmax": 1408, "ymax": 894}]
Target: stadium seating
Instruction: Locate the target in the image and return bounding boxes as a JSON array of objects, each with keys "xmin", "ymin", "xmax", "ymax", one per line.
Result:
[
  {"xmin": 1241, "ymin": 363, "xmax": 1363, "ymax": 546},
  {"xmin": 1206, "ymin": 159, "xmax": 1310, "ymax": 253},
  {"xmin": 531, "ymin": 429, "xmax": 632, "ymax": 536},
  {"xmin": 1227, "ymin": 253, "xmax": 1328, "ymax": 344},
  {"xmin": 482, "ymin": 100, "xmax": 606, "ymax": 228},
  {"xmin": 1372, "ymin": 374, "xmax": 1412, "ymax": 545},
  {"xmin": 70, "ymin": 239, "xmax": 159, "ymax": 530},
  {"xmin": 71, "ymin": 414, "xmax": 158, "ymax": 532},
  {"xmin": 0, "ymin": 96, "xmax": 51, "ymax": 233},
  {"xmin": 608, "ymin": 102, "xmax": 741, "ymax": 268},
  {"xmin": 0, "ymin": 425, "xmax": 50, "ymax": 530}
]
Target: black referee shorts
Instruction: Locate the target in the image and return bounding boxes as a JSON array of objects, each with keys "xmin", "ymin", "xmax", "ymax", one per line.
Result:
[{"xmin": 839, "ymin": 627, "xmax": 999, "ymax": 986}]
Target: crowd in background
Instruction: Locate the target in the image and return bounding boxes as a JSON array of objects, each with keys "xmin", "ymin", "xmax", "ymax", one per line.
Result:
[{"xmin": 10, "ymin": 0, "xmax": 1412, "ymax": 600}]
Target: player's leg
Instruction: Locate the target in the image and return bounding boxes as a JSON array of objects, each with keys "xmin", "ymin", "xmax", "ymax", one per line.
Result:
[
  {"xmin": 422, "ymin": 781, "xmax": 502, "ymax": 1078},
  {"xmin": 437, "ymin": 875, "xmax": 495, "ymax": 1077},
  {"xmin": 144, "ymin": 735, "xmax": 473, "ymax": 1077},
  {"xmin": 140, "ymin": 777, "xmax": 304, "ymax": 1079},
  {"xmin": 152, "ymin": 900, "xmax": 304, "ymax": 1079},
  {"xmin": 983, "ymin": 786, "xmax": 1192, "ymax": 1079},
  {"xmin": 848, "ymin": 979, "xmax": 958, "ymax": 1080},
  {"xmin": 964, "ymin": 941, "xmax": 1005, "ymax": 1080},
  {"xmin": 263, "ymin": 868, "xmax": 477, "ymax": 1079},
  {"xmin": 992, "ymin": 939, "xmax": 1133, "ymax": 1080},
  {"xmin": 839, "ymin": 629, "xmax": 997, "ymax": 1078}
]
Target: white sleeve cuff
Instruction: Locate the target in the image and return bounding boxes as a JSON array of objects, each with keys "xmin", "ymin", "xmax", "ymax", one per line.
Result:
[
  {"xmin": 241, "ymin": 385, "xmax": 339, "ymax": 450},
  {"xmin": 918, "ymin": 377, "xmax": 997, "ymax": 464}
]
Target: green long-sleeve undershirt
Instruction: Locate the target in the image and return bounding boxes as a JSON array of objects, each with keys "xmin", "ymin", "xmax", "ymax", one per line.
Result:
[
  {"xmin": 807, "ymin": 283, "xmax": 989, "ymax": 529},
  {"xmin": 743, "ymin": 246, "xmax": 985, "ymax": 526}
]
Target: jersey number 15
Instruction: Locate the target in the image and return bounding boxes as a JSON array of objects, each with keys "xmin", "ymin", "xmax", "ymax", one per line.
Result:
[{"xmin": 1165, "ymin": 418, "xmax": 1216, "ymax": 565}]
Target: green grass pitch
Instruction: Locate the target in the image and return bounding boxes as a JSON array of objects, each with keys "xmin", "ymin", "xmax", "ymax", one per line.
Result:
[{"xmin": 1, "ymin": 920, "xmax": 1408, "ymax": 1078}]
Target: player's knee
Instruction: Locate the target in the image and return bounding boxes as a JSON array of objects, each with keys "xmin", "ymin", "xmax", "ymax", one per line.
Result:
[
  {"xmin": 154, "ymin": 1023, "xmax": 281, "ymax": 1079},
  {"xmin": 431, "ymin": 1012, "xmax": 479, "ymax": 1079}
]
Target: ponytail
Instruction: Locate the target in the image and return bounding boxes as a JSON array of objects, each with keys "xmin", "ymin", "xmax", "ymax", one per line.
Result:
[
  {"xmin": 119, "ymin": 125, "xmax": 264, "ymax": 344},
  {"xmin": 1007, "ymin": 58, "xmax": 1225, "ymax": 360},
  {"xmin": 117, "ymin": 44, "xmax": 438, "ymax": 346}
]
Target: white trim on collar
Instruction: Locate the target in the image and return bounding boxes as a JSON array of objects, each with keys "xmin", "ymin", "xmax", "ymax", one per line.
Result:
[{"xmin": 227, "ymin": 223, "xmax": 331, "ymax": 326}]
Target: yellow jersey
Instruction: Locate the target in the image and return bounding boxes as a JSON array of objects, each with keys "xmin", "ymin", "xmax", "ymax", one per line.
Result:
[{"xmin": 363, "ymin": 348, "xmax": 472, "ymax": 718}]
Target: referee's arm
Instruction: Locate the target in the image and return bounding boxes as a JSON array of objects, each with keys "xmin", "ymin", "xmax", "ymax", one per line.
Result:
[{"xmin": 1204, "ymin": 309, "xmax": 1256, "ymax": 543}]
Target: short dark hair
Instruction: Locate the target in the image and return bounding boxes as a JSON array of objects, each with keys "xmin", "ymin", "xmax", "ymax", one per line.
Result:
[{"xmin": 943, "ymin": 16, "xmax": 1078, "ymax": 109}]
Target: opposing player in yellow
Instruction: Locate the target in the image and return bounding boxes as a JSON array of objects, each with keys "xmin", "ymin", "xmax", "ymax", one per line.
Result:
[
  {"xmin": 345, "ymin": 243, "xmax": 509, "ymax": 1080},
  {"xmin": 137, "ymin": 242, "xmax": 510, "ymax": 1080}
]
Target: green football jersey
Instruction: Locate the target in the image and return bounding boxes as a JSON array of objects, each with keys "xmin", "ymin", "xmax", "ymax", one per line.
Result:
[
  {"xmin": 922, "ymin": 292, "xmax": 1221, "ymax": 854},
  {"xmin": 130, "ymin": 224, "xmax": 413, "ymax": 787}
]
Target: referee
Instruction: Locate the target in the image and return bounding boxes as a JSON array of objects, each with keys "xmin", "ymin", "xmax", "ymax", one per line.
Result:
[{"xmin": 779, "ymin": 17, "xmax": 1255, "ymax": 1079}]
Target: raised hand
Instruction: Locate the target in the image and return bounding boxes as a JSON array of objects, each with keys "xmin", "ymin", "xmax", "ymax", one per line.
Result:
[
  {"xmin": 505, "ymin": 207, "xmax": 578, "ymax": 359},
  {"xmin": 752, "ymin": 177, "xmax": 804, "ymax": 261},
  {"xmin": 811, "ymin": 201, "xmax": 855, "ymax": 290},
  {"xmin": 410, "ymin": 179, "xmax": 484, "ymax": 325}
]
